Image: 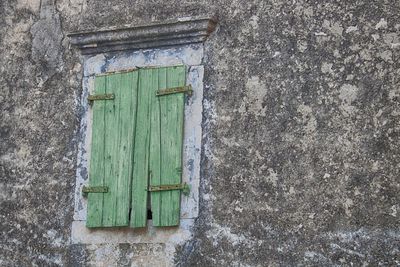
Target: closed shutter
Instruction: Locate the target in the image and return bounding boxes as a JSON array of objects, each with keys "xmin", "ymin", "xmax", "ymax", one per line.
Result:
[
  {"xmin": 86, "ymin": 65, "xmax": 187, "ymax": 228},
  {"xmin": 86, "ymin": 71, "xmax": 138, "ymax": 227},
  {"xmin": 148, "ymin": 66, "xmax": 186, "ymax": 227}
]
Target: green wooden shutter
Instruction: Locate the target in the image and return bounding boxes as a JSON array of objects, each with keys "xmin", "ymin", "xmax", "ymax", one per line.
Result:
[
  {"xmin": 149, "ymin": 66, "xmax": 186, "ymax": 227},
  {"xmin": 86, "ymin": 66, "xmax": 186, "ymax": 228},
  {"xmin": 86, "ymin": 71, "xmax": 138, "ymax": 227}
]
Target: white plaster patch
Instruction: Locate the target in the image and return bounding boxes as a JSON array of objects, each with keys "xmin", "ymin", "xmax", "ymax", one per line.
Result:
[
  {"xmin": 44, "ymin": 229, "xmax": 63, "ymax": 247},
  {"xmin": 297, "ymin": 104, "xmax": 317, "ymax": 134},
  {"xmin": 321, "ymin": 62, "xmax": 333, "ymax": 74},
  {"xmin": 346, "ymin": 26, "xmax": 358, "ymax": 33},
  {"xmin": 375, "ymin": 18, "xmax": 388, "ymax": 30},
  {"xmin": 84, "ymin": 46, "xmax": 203, "ymax": 76},
  {"xmin": 302, "ymin": 6, "xmax": 314, "ymax": 17},
  {"xmin": 265, "ymin": 168, "xmax": 279, "ymax": 187},
  {"xmin": 372, "ymin": 34, "xmax": 380, "ymax": 41},
  {"xmin": 0, "ymin": 183, "xmax": 7, "ymax": 201},
  {"xmin": 249, "ymin": 15, "xmax": 259, "ymax": 30},
  {"xmin": 383, "ymin": 33, "xmax": 400, "ymax": 48},
  {"xmin": 84, "ymin": 54, "xmax": 106, "ymax": 76},
  {"xmin": 181, "ymin": 65, "xmax": 204, "ymax": 218},
  {"xmin": 390, "ymin": 205, "xmax": 397, "ymax": 217},
  {"xmin": 389, "ymin": 84, "xmax": 400, "ymax": 100},
  {"xmin": 297, "ymin": 40, "xmax": 308, "ymax": 52},
  {"xmin": 379, "ymin": 50, "xmax": 392, "ymax": 62},
  {"xmin": 221, "ymin": 136, "xmax": 240, "ymax": 147},
  {"xmin": 304, "ymin": 251, "xmax": 329, "ymax": 262},
  {"xmin": 272, "ymin": 51, "xmax": 281, "ymax": 57},
  {"xmin": 207, "ymin": 223, "xmax": 247, "ymax": 247},
  {"xmin": 16, "ymin": 0, "xmax": 41, "ymax": 13},
  {"xmin": 56, "ymin": 0, "xmax": 87, "ymax": 17},
  {"xmin": 339, "ymin": 84, "xmax": 359, "ymax": 115},
  {"xmin": 244, "ymin": 76, "xmax": 267, "ymax": 116},
  {"xmin": 390, "ymin": 43, "xmax": 400, "ymax": 49},
  {"xmin": 360, "ymin": 49, "xmax": 372, "ymax": 61},
  {"xmin": 90, "ymin": 244, "xmax": 119, "ymax": 266},
  {"xmin": 322, "ymin": 20, "xmax": 343, "ymax": 36},
  {"xmin": 289, "ymin": 186, "xmax": 295, "ymax": 195}
]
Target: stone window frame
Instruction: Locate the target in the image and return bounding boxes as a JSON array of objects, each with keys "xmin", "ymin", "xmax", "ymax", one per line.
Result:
[{"xmin": 68, "ymin": 16, "xmax": 216, "ymax": 244}]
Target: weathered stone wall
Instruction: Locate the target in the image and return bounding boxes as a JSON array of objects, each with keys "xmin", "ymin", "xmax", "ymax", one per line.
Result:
[{"xmin": 1, "ymin": 0, "xmax": 399, "ymax": 266}]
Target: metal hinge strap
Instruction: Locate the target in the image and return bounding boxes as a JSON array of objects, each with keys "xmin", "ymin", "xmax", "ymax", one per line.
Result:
[
  {"xmin": 156, "ymin": 85, "xmax": 192, "ymax": 96},
  {"xmin": 148, "ymin": 183, "xmax": 190, "ymax": 196},
  {"xmin": 88, "ymin": 93, "xmax": 115, "ymax": 102},
  {"xmin": 82, "ymin": 186, "xmax": 108, "ymax": 197}
]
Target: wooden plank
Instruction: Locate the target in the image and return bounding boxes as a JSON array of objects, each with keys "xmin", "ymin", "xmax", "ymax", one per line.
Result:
[
  {"xmin": 86, "ymin": 76, "xmax": 106, "ymax": 227},
  {"xmin": 149, "ymin": 67, "xmax": 165, "ymax": 226},
  {"xmin": 130, "ymin": 68, "xmax": 153, "ymax": 227},
  {"xmin": 114, "ymin": 71, "xmax": 138, "ymax": 225},
  {"xmin": 102, "ymin": 73, "xmax": 122, "ymax": 226},
  {"xmin": 153, "ymin": 65, "xmax": 186, "ymax": 226}
]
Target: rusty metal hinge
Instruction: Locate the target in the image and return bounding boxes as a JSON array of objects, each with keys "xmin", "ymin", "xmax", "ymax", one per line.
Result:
[
  {"xmin": 82, "ymin": 186, "xmax": 108, "ymax": 197},
  {"xmin": 88, "ymin": 93, "xmax": 115, "ymax": 103},
  {"xmin": 148, "ymin": 183, "xmax": 190, "ymax": 196},
  {"xmin": 156, "ymin": 85, "xmax": 192, "ymax": 96}
]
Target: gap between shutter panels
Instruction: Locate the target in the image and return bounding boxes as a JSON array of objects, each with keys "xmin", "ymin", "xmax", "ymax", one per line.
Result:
[{"xmin": 86, "ymin": 66, "xmax": 186, "ymax": 228}]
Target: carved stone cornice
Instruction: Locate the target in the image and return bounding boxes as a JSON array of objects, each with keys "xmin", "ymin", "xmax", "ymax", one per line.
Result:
[{"xmin": 68, "ymin": 16, "xmax": 217, "ymax": 55}]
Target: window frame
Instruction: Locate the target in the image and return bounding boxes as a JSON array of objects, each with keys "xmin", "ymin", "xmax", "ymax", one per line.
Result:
[{"xmin": 72, "ymin": 45, "xmax": 204, "ymax": 242}]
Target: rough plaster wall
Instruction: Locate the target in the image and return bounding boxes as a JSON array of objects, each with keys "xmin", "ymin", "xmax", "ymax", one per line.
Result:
[
  {"xmin": 0, "ymin": 0, "xmax": 80, "ymax": 265},
  {"xmin": 1, "ymin": 0, "xmax": 399, "ymax": 266}
]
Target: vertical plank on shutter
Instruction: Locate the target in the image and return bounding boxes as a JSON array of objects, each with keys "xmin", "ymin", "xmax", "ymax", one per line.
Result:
[
  {"xmin": 149, "ymin": 67, "xmax": 165, "ymax": 227},
  {"xmin": 115, "ymin": 71, "xmax": 138, "ymax": 225},
  {"xmin": 152, "ymin": 65, "xmax": 186, "ymax": 226},
  {"xmin": 102, "ymin": 73, "xmax": 122, "ymax": 226},
  {"xmin": 86, "ymin": 76, "xmax": 106, "ymax": 227},
  {"xmin": 130, "ymin": 68, "xmax": 153, "ymax": 227}
]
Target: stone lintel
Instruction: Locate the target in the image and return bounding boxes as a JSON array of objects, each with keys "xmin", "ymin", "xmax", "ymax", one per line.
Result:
[{"xmin": 68, "ymin": 16, "xmax": 217, "ymax": 54}]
